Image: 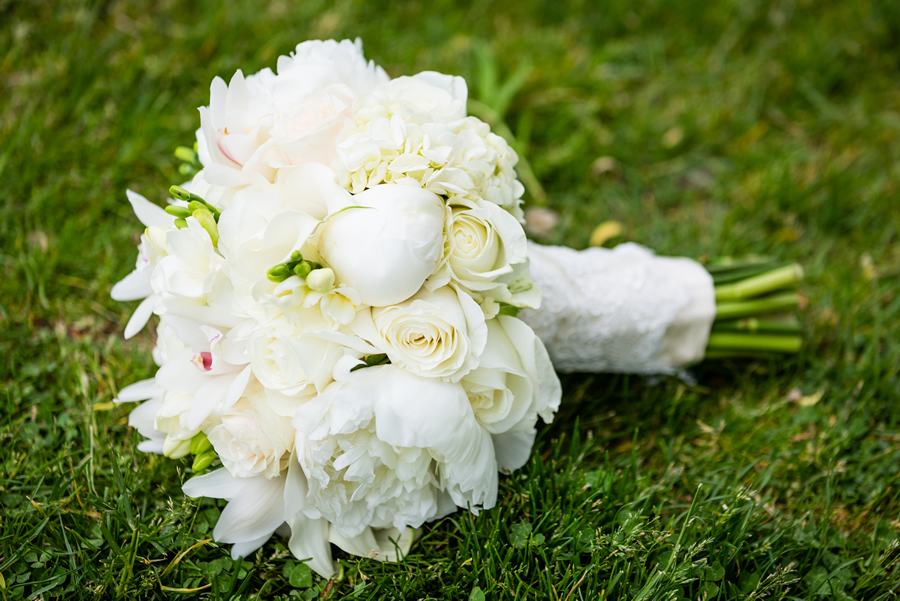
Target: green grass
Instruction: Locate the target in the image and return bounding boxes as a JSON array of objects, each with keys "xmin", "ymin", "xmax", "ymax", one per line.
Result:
[{"xmin": 2, "ymin": 0, "xmax": 900, "ymax": 598}]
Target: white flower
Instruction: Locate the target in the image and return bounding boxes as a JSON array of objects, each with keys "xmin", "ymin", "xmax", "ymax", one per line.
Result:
[
  {"xmin": 115, "ymin": 378, "xmax": 166, "ymax": 454},
  {"xmin": 334, "ymin": 73, "xmax": 525, "ymax": 220},
  {"xmin": 462, "ymin": 316, "xmax": 560, "ymax": 434},
  {"xmin": 293, "ymin": 365, "xmax": 496, "ymax": 538},
  {"xmin": 318, "ymin": 183, "xmax": 445, "ymax": 307},
  {"xmin": 353, "ymin": 286, "xmax": 487, "ymax": 382},
  {"xmin": 248, "ymin": 325, "xmax": 314, "ymax": 396},
  {"xmin": 111, "ymin": 190, "xmax": 175, "ymax": 338},
  {"xmin": 151, "ymin": 218, "xmax": 232, "ymax": 327},
  {"xmin": 154, "ymin": 320, "xmax": 252, "ymax": 430},
  {"xmin": 430, "ymin": 198, "xmax": 539, "ymax": 308},
  {"xmin": 208, "ymin": 385, "xmax": 294, "ymax": 479},
  {"xmin": 248, "ymin": 323, "xmax": 378, "ymax": 401},
  {"xmin": 350, "ymin": 71, "xmax": 468, "ymax": 124},
  {"xmin": 154, "ymin": 392, "xmax": 202, "ymax": 457},
  {"xmin": 183, "ymin": 469, "xmax": 290, "ymax": 561},
  {"xmin": 196, "ymin": 39, "xmax": 388, "ymax": 187}
]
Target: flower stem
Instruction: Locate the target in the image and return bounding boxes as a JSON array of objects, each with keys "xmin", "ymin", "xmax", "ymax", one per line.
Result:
[
  {"xmin": 714, "ymin": 292, "xmax": 800, "ymax": 320},
  {"xmin": 714, "ymin": 264, "xmax": 803, "ymax": 302},
  {"xmin": 712, "ymin": 317, "xmax": 802, "ymax": 334},
  {"xmin": 706, "ymin": 332, "xmax": 802, "ymax": 353}
]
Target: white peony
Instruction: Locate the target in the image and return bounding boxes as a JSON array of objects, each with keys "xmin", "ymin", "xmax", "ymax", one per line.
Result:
[
  {"xmin": 353, "ymin": 286, "xmax": 487, "ymax": 382},
  {"xmin": 293, "ymin": 365, "xmax": 496, "ymax": 537},
  {"xmin": 197, "ymin": 39, "xmax": 388, "ymax": 187},
  {"xmin": 318, "ymin": 183, "xmax": 445, "ymax": 307}
]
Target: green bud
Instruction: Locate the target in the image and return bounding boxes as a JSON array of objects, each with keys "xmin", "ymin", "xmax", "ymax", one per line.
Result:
[
  {"xmin": 188, "ymin": 200, "xmax": 206, "ymax": 214},
  {"xmin": 165, "ymin": 205, "xmax": 191, "ymax": 219},
  {"xmin": 192, "ymin": 451, "xmax": 217, "ymax": 472},
  {"xmin": 306, "ymin": 267, "xmax": 335, "ymax": 294},
  {"xmin": 163, "ymin": 435, "xmax": 192, "ymax": 459},
  {"xmin": 290, "ymin": 250, "xmax": 303, "ymax": 262},
  {"xmin": 193, "ymin": 208, "xmax": 219, "ymax": 247},
  {"xmin": 174, "ymin": 218, "xmax": 188, "ymax": 230},
  {"xmin": 178, "ymin": 163, "xmax": 196, "ymax": 176},
  {"xmin": 293, "ymin": 261, "xmax": 312, "ymax": 278},
  {"xmin": 169, "ymin": 185, "xmax": 192, "ymax": 201},
  {"xmin": 175, "ymin": 146, "xmax": 197, "ymax": 164},
  {"xmin": 267, "ymin": 264, "xmax": 291, "ymax": 282},
  {"xmin": 190, "ymin": 432, "xmax": 212, "ymax": 455}
]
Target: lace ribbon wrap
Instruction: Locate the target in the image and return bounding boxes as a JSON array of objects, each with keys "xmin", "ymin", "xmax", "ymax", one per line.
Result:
[{"xmin": 520, "ymin": 242, "xmax": 716, "ymax": 374}]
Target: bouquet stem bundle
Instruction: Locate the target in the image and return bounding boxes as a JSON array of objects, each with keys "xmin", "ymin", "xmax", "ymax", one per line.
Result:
[{"xmin": 706, "ymin": 259, "xmax": 804, "ymax": 358}]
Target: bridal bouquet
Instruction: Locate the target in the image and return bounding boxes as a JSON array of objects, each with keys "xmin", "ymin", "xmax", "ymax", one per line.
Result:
[
  {"xmin": 113, "ymin": 39, "xmax": 560, "ymax": 577},
  {"xmin": 113, "ymin": 39, "xmax": 804, "ymax": 577}
]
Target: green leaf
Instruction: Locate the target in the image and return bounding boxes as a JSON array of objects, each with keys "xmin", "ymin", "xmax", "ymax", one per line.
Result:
[
  {"xmin": 705, "ymin": 561, "xmax": 725, "ymax": 581},
  {"xmin": 738, "ymin": 571, "xmax": 761, "ymax": 593},
  {"xmin": 469, "ymin": 586, "xmax": 485, "ymax": 601},
  {"xmin": 288, "ymin": 562, "xmax": 313, "ymax": 588},
  {"xmin": 510, "ymin": 521, "xmax": 533, "ymax": 549},
  {"xmin": 700, "ymin": 582, "xmax": 719, "ymax": 597}
]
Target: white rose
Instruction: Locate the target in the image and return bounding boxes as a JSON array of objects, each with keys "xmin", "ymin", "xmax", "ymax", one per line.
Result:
[
  {"xmin": 318, "ymin": 183, "xmax": 445, "ymax": 307},
  {"xmin": 249, "ymin": 325, "xmax": 312, "ymax": 396},
  {"xmin": 464, "ymin": 316, "xmax": 561, "ymax": 471},
  {"xmin": 353, "ymin": 286, "xmax": 487, "ymax": 382},
  {"xmin": 249, "ymin": 323, "xmax": 378, "ymax": 400},
  {"xmin": 462, "ymin": 316, "xmax": 560, "ymax": 434},
  {"xmin": 208, "ymin": 392, "xmax": 294, "ymax": 479},
  {"xmin": 430, "ymin": 198, "xmax": 538, "ymax": 308}
]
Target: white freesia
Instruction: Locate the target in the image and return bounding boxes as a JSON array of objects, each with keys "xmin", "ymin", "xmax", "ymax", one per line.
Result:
[
  {"xmin": 150, "ymin": 217, "xmax": 236, "ymax": 329},
  {"xmin": 318, "ymin": 183, "xmax": 445, "ymax": 307},
  {"xmin": 197, "ymin": 39, "xmax": 388, "ymax": 187},
  {"xmin": 111, "ymin": 190, "xmax": 175, "ymax": 338},
  {"xmin": 353, "ymin": 286, "xmax": 487, "ymax": 382}
]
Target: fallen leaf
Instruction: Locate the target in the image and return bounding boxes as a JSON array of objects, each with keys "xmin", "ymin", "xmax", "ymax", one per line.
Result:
[
  {"xmin": 798, "ymin": 390, "xmax": 823, "ymax": 407},
  {"xmin": 589, "ymin": 221, "xmax": 623, "ymax": 247}
]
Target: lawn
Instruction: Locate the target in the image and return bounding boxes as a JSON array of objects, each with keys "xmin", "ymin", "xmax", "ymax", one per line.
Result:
[{"xmin": 2, "ymin": 0, "xmax": 900, "ymax": 599}]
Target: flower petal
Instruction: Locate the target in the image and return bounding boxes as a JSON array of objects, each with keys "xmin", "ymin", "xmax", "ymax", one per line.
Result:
[
  {"xmin": 182, "ymin": 468, "xmax": 247, "ymax": 501},
  {"xmin": 213, "ymin": 476, "xmax": 286, "ymax": 544},
  {"xmin": 115, "ymin": 378, "xmax": 162, "ymax": 403},
  {"xmin": 124, "ymin": 296, "xmax": 156, "ymax": 339},
  {"xmin": 126, "ymin": 190, "xmax": 174, "ymax": 229}
]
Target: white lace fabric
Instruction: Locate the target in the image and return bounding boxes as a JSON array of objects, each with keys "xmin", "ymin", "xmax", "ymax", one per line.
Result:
[{"xmin": 521, "ymin": 242, "xmax": 716, "ymax": 374}]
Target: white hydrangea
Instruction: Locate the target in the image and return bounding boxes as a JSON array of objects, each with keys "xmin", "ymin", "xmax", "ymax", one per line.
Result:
[{"xmin": 333, "ymin": 74, "xmax": 526, "ymax": 221}]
